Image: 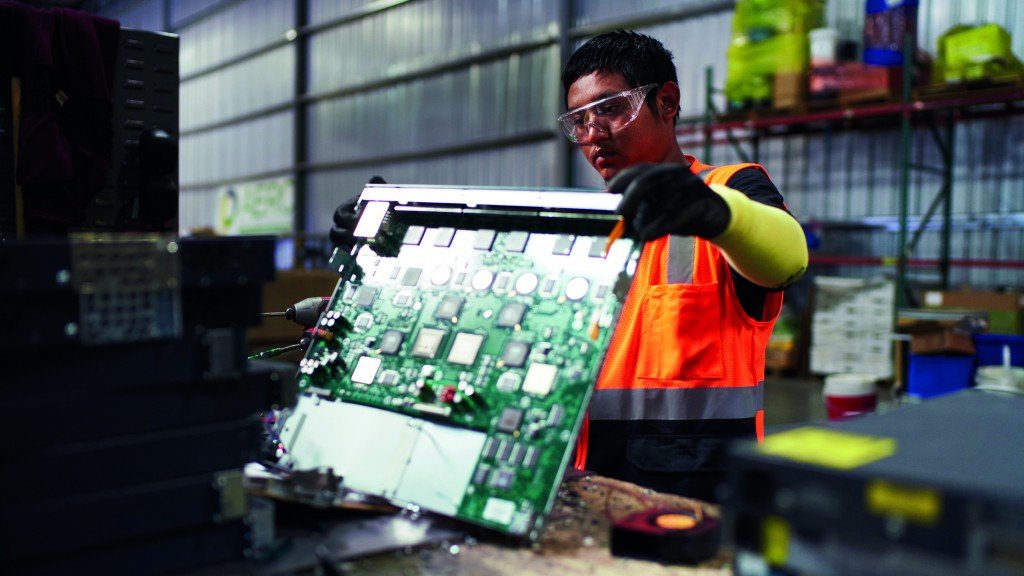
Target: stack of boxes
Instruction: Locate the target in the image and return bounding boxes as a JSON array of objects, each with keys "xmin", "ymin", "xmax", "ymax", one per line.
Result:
[
  {"xmin": 809, "ymin": 276, "xmax": 894, "ymax": 380},
  {"xmin": 724, "ymin": 0, "xmax": 824, "ymax": 110}
]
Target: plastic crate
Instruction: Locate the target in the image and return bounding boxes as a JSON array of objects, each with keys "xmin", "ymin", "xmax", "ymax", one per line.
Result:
[
  {"xmin": 974, "ymin": 334, "xmax": 1024, "ymax": 367},
  {"xmin": 907, "ymin": 354, "xmax": 975, "ymax": 399}
]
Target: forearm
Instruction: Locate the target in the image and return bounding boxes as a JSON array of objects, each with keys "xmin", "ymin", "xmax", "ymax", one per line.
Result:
[{"xmin": 708, "ymin": 184, "xmax": 808, "ymax": 289}]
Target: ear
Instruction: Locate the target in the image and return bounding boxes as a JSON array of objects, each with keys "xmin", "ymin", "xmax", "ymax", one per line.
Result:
[{"xmin": 657, "ymin": 82, "xmax": 681, "ymax": 121}]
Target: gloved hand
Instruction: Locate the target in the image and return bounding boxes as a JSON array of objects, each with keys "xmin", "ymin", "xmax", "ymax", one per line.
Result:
[
  {"xmin": 329, "ymin": 195, "xmax": 359, "ymax": 251},
  {"xmin": 609, "ymin": 163, "xmax": 731, "ymax": 241},
  {"xmin": 329, "ymin": 176, "xmax": 386, "ymax": 251}
]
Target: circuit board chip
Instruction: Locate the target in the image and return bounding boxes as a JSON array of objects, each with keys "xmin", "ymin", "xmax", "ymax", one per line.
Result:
[
  {"xmin": 353, "ymin": 286, "xmax": 378, "ymax": 307},
  {"xmin": 522, "ymin": 363, "xmax": 558, "ymax": 396},
  {"xmin": 497, "ymin": 407, "xmax": 524, "ymax": 433},
  {"xmin": 496, "ymin": 302, "xmax": 526, "ymax": 328},
  {"xmin": 379, "ymin": 330, "xmax": 404, "ymax": 355},
  {"xmin": 447, "ymin": 332, "xmax": 485, "ymax": 366},
  {"xmin": 351, "ymin": 356, "xmax": 382, "ymax": 384},
  {"xmin": 500, "ymin": 340, "xmax": 530, "ymax": 367},
  {"xmin": 400, "ymin": 267, "xmax": 422, "ymax": 287},
  {"xmin": 435, "ymin": 295, "xmax": 464, "ymax": 321},
  {"xmin": 411, "ymin": 328, "xmax": 446, "ymax": 358}
]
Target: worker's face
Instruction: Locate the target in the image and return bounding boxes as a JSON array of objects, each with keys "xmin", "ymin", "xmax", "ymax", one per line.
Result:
[{"xmin": 565, "ymin": 72, "xmax": 676, "ymax": 183}]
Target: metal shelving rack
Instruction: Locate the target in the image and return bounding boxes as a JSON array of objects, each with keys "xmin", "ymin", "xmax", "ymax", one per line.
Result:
[{"xmin": 688, "ymin": 64, "xmax": 1024, "ymax": 313}]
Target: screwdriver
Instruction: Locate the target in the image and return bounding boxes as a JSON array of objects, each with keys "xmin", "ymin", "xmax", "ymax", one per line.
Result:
[{"xmin": 262, "ymin": 296, "xmax": 331, "ymax": 328}]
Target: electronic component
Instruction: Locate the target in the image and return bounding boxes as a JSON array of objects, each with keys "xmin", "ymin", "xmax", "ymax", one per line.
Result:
[
  {"xmin": 354, "ymin": 313, "xmax": 373, "ymax": 331},
  {"xmin": 283, "ymin": 184, "xmax": 639, "ymax": 540},
  {"xmin": 411, "ymin": 328, "xmax": 446, "ymax": 358},
  {"xmin": 724, "ymin": 391, "xmax": 1024, "ymax": 576},
  {"xmin": 514, "ymin": 273, "xmax": 538, "ymax": 295},
  {"xmin": 403, "ymin": 226, "xmax": 426, "ymax": 245},
  {"xmin": 496, "ymin": 302, "xmax": 527, "ymax": 328},
  {"xmin": 522, "ymin": 363, "xmax": 558, "ymax": 397},
  {"xmin": 493, "ymin": 272, "xmax": 513, "ymax": 293},
  {"xmin": 564, "ymin": 277, "xmax": 589, "ymax": 301},
  {"xmin": 504, "ymin": 231, "xmax": 529, "ymax": 252},
  {"xmin": 435, "ymin": 295, "xmax": 464, "ymax": 321},
  {"xmin": 471, "ymin": 269, "xmax": 494, "ymax": 291},
  {"xmin": 447, "ymin": 332, "xmax": 485, "ymax": 366},
  {"xmin": 496, "ymin": 372, "xmax": 521, "ymax": 393},
  {"xmin": 500, "ymin": 340, "xmax": 530, "ymax": 367},
  {"xmin": 434, "ymin": 227, "xmax": 456, "ymax": 247},
  {"xmin": 430, "ymin": 266, "xmax": 452, "ymax": 285},
  {"xmin": 474, "ymin": 229, "xmax": 496, "ymax": 250},
  {"xmin": 351, "ymin": 356, "xmax": 382, "ymax": 384},
  {"xmin": 353, "ymin": 285, "xmax": 378, "ymax": 307},
  {"xmin": 497, "ymin": 407, "xmax": 524, "ymax": 433},
  {"xmin": 400, "ymin": 267, "xmax": 422, "ymax": 286},
  {"xmin": 378, "ymin": 330, "xmax": 404, "ymax": 355},
  {"xmin": 552, "ymin": 235, "xmax": 575, "ymax": 255}
]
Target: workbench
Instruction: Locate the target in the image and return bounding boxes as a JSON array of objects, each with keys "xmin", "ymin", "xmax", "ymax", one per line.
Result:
[{"xmin": 193, "ymin": 471, "xmax": 731, "ymax": 575}]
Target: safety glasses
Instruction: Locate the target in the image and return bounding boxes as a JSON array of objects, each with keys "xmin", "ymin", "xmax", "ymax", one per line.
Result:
[{"xmin": 557, "ymin": 83, "xmax": 659, "ymax": 143}]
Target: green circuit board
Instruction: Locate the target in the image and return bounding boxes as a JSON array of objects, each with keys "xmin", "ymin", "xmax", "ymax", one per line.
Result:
[{"xmin": 286, "ymin": 197, "xmax": 638, "ymax": 538}]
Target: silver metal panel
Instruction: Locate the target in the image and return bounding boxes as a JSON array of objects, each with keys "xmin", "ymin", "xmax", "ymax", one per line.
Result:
[
  {"xmin": 307, "ymin": 0, "xmax": 387, "ymax": 26},
  {"xmin": 169, "ymin": 0, "xmax": 226, "ymax": 28},
  {"xmin": 306, "ymin": 46, "xmax": 559, "ymax": 163},
  {"xmin": 307, "ymin": 0, "xmax": 557, "ymax": 93},
  {"xmin": 571, "ymin": 0, "xmax": 734, "ymax": 28},
  {"xmin": 180, "ymin": 44, "xmax": 295, "ymax": 131},
  {"xmin": 177, "ymin": 187, "xmax": 221, "ymax": 235},
  {"xmin": 179, "ymin": 110, "xmax": 294, "ymax": 187},
  {"xmin": 179, "ymin": 0, "xmax": 296, "ymax": 75}
]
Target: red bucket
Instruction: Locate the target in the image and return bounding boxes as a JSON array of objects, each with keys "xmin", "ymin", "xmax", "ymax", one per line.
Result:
[{"xmin": 823, "ymin": 373, "xmax": 878, "ymax": 421}]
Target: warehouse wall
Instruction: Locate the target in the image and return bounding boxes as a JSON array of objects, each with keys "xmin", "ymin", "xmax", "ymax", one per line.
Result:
[{"xmin": 88, "ymin": 0, "xmax": 1024, "ymax": 289}]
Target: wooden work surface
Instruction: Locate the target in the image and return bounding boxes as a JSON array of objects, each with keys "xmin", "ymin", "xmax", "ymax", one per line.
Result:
[{"xmin": 336, "ymin": 472, "xmax": 732, "ymax": 575}]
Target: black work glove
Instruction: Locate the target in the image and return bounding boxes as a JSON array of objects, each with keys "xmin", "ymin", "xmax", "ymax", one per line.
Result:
[
  {"xmin": 329, "ymin": 176, "xmax": 386, "ymax": 251},
  {"xmin": 610, "ymin": 163, "xmax": 731, "ymax": 241}
]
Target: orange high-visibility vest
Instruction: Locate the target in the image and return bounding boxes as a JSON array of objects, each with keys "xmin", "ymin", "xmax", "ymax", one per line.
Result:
[{"xmin": 575, "ymin": 159, "xmax": 783, "ymax": 474}]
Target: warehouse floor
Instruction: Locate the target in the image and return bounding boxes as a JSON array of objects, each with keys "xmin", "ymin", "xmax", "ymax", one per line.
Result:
[
  {"xmin": 764, "ymin": 375, "xmax": 828, "ymax": 427},
  {"xmin": 763, "ymin": 374, "xmax": 902, "ymax": 430}
]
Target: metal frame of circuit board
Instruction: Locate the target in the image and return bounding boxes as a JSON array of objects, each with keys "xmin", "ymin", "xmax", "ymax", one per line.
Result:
[{"xmin": 279, "ymin": 184, "xmax": 639, "ymax": 540}]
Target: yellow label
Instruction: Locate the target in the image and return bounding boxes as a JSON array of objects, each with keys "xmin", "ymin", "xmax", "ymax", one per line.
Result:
[
  {"xmin": 757, "ymin": 427, "xmax": 896, "ymax": 470},
  {"xmin": 866, "ymin": 480, "xmax": 942, "ymax": 525},
  {"xmin": 762, "ymin": 515, "xmax": 790, "ymax": 566}
]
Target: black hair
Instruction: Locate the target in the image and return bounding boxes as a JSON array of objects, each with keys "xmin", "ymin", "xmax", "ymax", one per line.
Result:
[{"xmin": 561, "ymin": 30, "xmax": 678, "ymax": 115}]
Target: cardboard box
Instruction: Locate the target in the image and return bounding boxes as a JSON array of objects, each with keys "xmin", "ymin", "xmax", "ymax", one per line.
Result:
[
  {"xmin": 773, "ymin": 71, "xmax": 807, "ymax": 109},
  {"xmin": 906, "ymin": 322, "xmax": 976, "ymax": 355},
  {"xmin": 924, "ymin": 290, "xmax": 1024, "ymax": 335}
]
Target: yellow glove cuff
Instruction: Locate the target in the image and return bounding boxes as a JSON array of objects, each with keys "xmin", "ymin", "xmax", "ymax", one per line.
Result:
[{"xmin": 708, "ymin": 184, "xmax": 808, "ymax": 289}]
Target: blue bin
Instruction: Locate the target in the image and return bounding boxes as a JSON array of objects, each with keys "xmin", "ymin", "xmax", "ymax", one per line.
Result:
[
  {"xmin": 974, "ymin": 334, "xmax": 1024, "ymax": 367},
  {"xmin": 907, "ymin": 354, "xmax": 975, "ymax": 399}
]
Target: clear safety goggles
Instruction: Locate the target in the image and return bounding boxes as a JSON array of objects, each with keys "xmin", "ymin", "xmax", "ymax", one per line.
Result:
[{"xmin": 557, "ymin": 83, "xmax": 659, "ymax": 143}]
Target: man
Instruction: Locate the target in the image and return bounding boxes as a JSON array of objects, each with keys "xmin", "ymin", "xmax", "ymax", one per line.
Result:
[
  {"xmin": 560, "ymin": 30, "xmax": 807, "ymax": 500},
  {"xmin": 332, "ymin": 30, "xmax": 807, "ymax": 501}
]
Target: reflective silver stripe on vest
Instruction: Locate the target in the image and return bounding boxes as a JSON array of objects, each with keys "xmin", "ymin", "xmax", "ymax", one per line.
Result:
[
  {"xmin": 588, "ymin": 384, "xmax": 763, "ymax": 421},
  {"xmin": 666, "ymin": 235, "xmax": 695, "ymax": 284},
  {"xmin": 664, "ymin": 166, "xmax": 713, "ymax": 285}
]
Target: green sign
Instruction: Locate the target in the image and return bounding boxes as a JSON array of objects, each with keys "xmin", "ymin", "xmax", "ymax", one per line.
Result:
[{"xmin": 216, "ymin": 178, "xmax": 294, "ymax": 235}]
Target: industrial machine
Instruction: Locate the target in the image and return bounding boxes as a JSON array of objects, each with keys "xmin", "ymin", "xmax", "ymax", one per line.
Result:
[{"xmin": 725, "ymin": 389, "xmax": 1024, "ymax": 576}]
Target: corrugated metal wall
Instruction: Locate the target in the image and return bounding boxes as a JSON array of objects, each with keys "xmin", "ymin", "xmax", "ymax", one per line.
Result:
[{"xmin": 93, "ymin": 0, "xmax": 1023, "ymax": 288}]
